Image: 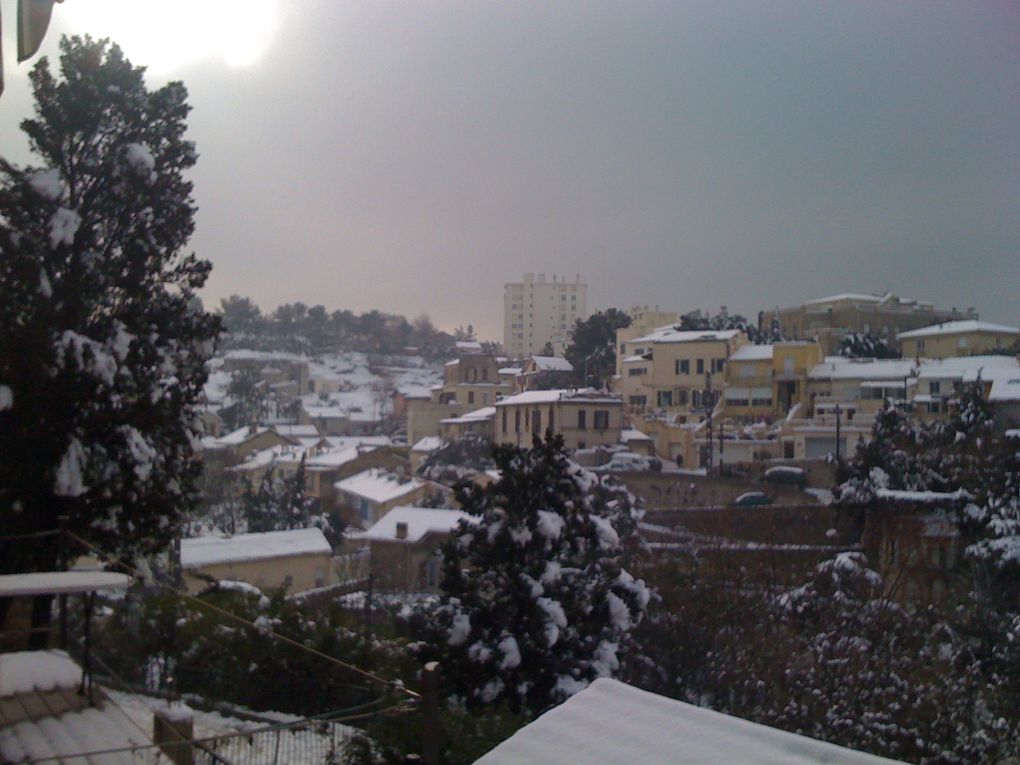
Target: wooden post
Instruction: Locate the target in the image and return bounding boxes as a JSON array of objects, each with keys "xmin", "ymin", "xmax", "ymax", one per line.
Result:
[
  {"xmin": 422, "ymin": 661, "xmax": 441, "ymax": 765},
  {"xmin": 154, "ymin": 708, "xmax": 194, "ymax": 765},
  {"xmin": 57, "ymin": 515, "xmax": 69, "ymax": 650}
]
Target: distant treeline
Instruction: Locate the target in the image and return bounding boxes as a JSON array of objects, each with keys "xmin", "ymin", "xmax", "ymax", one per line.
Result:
[{"xmin": 215, "ymin": 294, "xmax": 469, "ymax": 359}]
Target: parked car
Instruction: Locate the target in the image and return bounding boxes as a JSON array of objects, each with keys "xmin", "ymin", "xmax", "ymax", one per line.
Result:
[
  {"xmin": 604, "ymin": 451, "xmax": 653, "ymax": 472},
  {"xmin": 733, "ymin": 491, "xmax": 773, "ymax": 506},
  {"xmin": 763, "ymin": 465, "xmax": 807, "ymax": 488}
]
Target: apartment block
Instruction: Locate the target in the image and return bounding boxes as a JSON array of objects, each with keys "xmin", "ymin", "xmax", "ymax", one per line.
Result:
[
  {"xmin": 896, "ymin": 320, "xmax": 1019, "ymax": 360},
  {"xmin": 618, "ymin": 327, "xmax": 747, "ymax": 419},
  {"xmin": 503, "ymin": 273, "xmax": 587, "ymax": 359},
  {"xmin": 760, "ymin": 293, "xmax": 977, "ymax": 354},
  {"xmin": 494, "ymin": 389, "xmax": 623, "ymax": 450},
  {"xmin": 614, "ymin": 306, "xmax": 681, "ymax": 374}
]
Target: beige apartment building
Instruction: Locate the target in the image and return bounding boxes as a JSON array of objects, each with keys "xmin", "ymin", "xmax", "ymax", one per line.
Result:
[
  {"xmin": 761, "ymin": 293, "xmax": 976, "ymax": 354},
  {"xmin": 614, "ymin": 306, "xmax": 682, "ymax": 375},
  {"xmin": 494, "ymin": 389, "xmax": 624, "ymax": 450},
  {"xmin": 618, "ymin": 327, "xmax": 747, "ymax": 419},
  {"xmin": 722, "ymin": 341, "xmax": 823, "ymax": 420},
  {"xmin": 504, "ymin": 273, "xmax": 588, "ymax": 358},
  {"xmin": 896, "ymin": 320, "xmax": 1020, "ymax": 360},
  {"xmin": 405, "ymin": 348, "xmax": 512, "ymax": 444}
]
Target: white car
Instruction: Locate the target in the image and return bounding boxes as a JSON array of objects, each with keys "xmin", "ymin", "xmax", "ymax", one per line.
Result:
[{"xmin": 604, "ymin": 451, "xmax": 652, "ymax": 472}]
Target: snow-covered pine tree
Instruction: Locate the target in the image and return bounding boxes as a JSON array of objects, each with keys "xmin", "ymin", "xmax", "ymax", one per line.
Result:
[
  {"xmin": 0, "ymin": 38, "xmax": 219, "ymax": 588},
  {"xmin": 418, "ymin": 434, "xmax": 651, "ymax": 715},
  {"xmin": 220, "ymin": 366, "xmax": 270, "ymax": 430},
  {"xmin": 241, "ymin": 460, "xmax": 320, "ymax": 534}
]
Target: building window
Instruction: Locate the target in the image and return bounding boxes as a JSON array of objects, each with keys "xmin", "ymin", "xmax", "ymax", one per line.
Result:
[
  {"xmin": 676, "ymin": 359, "xmax": 689, "ymax": 375},
  {"xmin": 593, "ymin": 410, "xmax": 609, "ymax": 430},
  {"xmin": 696, "ymin": 358, "xmax": 704, "ymax": 375},
  {"xmin": 628, "ymin": 395, "xmax": 647, "ymax": 407},
  {"xmin": 502, "ymin": 409, "xmax": 508, "ymax": 433},
  {"xmin": 657, "ymin": 390, "xmax": 673, "ymax": 407},
  {"xmin": 482, "ymin": 367, "xmax": 489, "ymax": 381},
  {"xmin": 426, "ymin": 553, "xmax": 441, "ymax": 589},
  {"xmin": 532, "ymin": 409, "xmax": 542, "ymax": 434},
  {"xmin": 468, "ymin": 391, "xmax": 475, "ymax": 404},
  {"xmin": 515, "ymin": 410, "xmax": 521, "ymax": 433},
  {"xmin": 930, "ymin": 381, "xmax": 941, "ymax": 394},
  {"xmin": 712, "ymin": 358, "xmax": 725, "ymax": 373},
  {"xmin": 578, "ymin": 410, "xmax": 587, "ymax": 430},
  {"xmin": 628, "ymin": 367, "xmax": 647, "ymax": 376}
]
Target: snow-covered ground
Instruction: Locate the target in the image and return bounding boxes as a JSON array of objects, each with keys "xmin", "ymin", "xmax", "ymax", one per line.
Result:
[
  {"xmin": 204, "ymin": 349, "xmax": 442, "ymax": 422},
  {"xmin": 107, "ymin": 689, "xmax": 361, "ymax": 764}
]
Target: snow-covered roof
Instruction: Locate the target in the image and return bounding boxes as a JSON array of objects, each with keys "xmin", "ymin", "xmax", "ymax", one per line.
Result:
[
  {"xmin": 630, "ymin": 327, "xmax": 742, "ymax": 345},
  {"xmin": 441, "ymin": 406, "xmax": 496, "ymax": 424},
  {"xmin": 803, "ymin": 292, "xmax": 892, "ymax": 306},
  {"xmin": 224, "ymin": 349, "xmax": 307, "ymax": 362},
  {"xmin": 181, "ymin": 528, "xmax": 331, "ymax": 569},
  {"xmin": 809, "ymin": 358, "xmax": 917, "ymax": 381},
  {"xmin": 214, "ymin": 426, "xmax": 270, "ymax": 446},
  {"xmin": 228, "ymin": 443, "xmax": 309, "ymax": 471},
  {"xmin": 1, "ymin": 652, "xmax": 155, "ymax": 762},
  {"xmin": 620, "ymin": 354, "xmax": 649, "ymax": 364},
  {"xmin": 412, "ymin": 436, "xmax": 444, "ymax": 452},
  {"xmin": 304, "ymin": 446, "xmax": 365, "ymax": 469},
  {"xmin": 529, "ymin": 356, "xmax": 574, "ymax": 372},
  {"xmin": 272, "ymin": 424, "xmax": 320, "ymax": 438},
  {"xmin": 475, "ymin": 678, "xmax": 902, "ymax": 765},
  {"xmin": 916, "ymin": 355, "xmax": 1019, "ymax": 380},
  {"xmin": 988, "ymin": 373, "xmax": 1020, "ymax": 403},
  {"xmin": 0, "ymin": 571, "xmax": 130, "ymax": 598},
  {"xmin": 323, "ymin": 435, "xmax": 393, "ymax": 450},
  {"xmin": 730, "ymin": 344, "xmax": 774, "ymax": 362},
  {"xmin": 0, "ymin": 650, "xmax": 81, "ymax": 697},
  {"xmin": 362, "ymin": 506, "xmax": 476, "ymax": 544},
  {"xmin": 620, "ymin": 428, "xmax": 652, "ymax": 443},
  {"xmin": 334, "ymin": 468, "xmax": 425, "ymax": 504},
  {"xmin": 496, "ymin": 389, "xmax": 622, "ymax": 407},
  {"xmin": 875, "ymin": 488, "xmax": 972, "ymax": 505},
  {"xmin": 896, "ymin": 320, "xmax": 1019, "ymax": 340},
  {"xmin": 455, "ymin": 341, "xmax": 484, "ymax": 354},
  {"xmin": 499, "ymin": 366, "xmax": 523, "ymax": 376}
]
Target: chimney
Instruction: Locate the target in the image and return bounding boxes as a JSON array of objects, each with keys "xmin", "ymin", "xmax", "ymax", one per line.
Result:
[{"xmin": 395, "ymin": 521, "xmax": 408, "ymax": 540}]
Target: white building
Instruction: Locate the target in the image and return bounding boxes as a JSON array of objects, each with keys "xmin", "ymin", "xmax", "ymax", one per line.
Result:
[{"xmin": 504, "ymin": 273, "xmax": 588, "ymax": 359}]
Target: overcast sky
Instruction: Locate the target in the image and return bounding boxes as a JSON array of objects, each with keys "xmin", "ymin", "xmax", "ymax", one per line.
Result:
[{"xmin": 2, "ymin": 1, "xmax": 1018, "ymax": 339}]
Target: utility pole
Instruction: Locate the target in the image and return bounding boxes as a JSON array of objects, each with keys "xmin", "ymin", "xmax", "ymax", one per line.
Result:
[
  {"xmin": 704, "ymin": 372, "xmax": 713, "ymax": 473},
  {"xmin": 835, "ymin": 403, "xmax": 842, "ymax": 463}
]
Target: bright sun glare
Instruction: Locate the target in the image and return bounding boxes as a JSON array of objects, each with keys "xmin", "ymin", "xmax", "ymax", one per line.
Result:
[{"xmin": 59, "ymin": 0, "xmax": 280, "ymax": 73}]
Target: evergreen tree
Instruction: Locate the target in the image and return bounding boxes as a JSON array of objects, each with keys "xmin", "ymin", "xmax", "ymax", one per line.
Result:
[
  {"xmin": 217, "ymin": 294, "xmax": 265, "ymax": 337},
  {"xmin": 564, "ymin": 308, "xmax": 631, "ymax": 387},
  {"xmin": 220, "ymin": 367, "xmax": 269, "ymax": 430},
  {"xmin": 417, "ymin": 435, "xmax": 651, "ymax": 714},
  {"xmin": 241, "ymin": 461, "xmax": 325, "ymax": 536},
  {"xmin": 0, "ymin": 38, "xmax": 219, "ymax": 586},
  {"xmin": 837, "ymin": 332, "xmax": 900, "ymax": 359}
]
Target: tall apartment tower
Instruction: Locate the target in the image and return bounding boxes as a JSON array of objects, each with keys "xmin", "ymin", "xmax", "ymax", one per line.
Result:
[{"xmin": 503, "ymin": 273, "xmax": 588, "ymax": 359}]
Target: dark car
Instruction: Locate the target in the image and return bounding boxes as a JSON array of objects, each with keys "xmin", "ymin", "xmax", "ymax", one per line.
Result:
[
  {"xmin": 763, "ymin": 465, "xmax": 807, "ymax": 488},
  {"xmin": 733, "ymin": 491, "xmax": 773, "ymax": 506}
]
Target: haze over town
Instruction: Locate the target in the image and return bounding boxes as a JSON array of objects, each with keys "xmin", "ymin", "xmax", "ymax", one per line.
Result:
[
  {"xmin": 3, "ymin": 3, "xmax": 1020, "ymax": 764},
  {"xmin": 1, "ymin": 0, "xmax": 1018, "ymax": 337}
]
